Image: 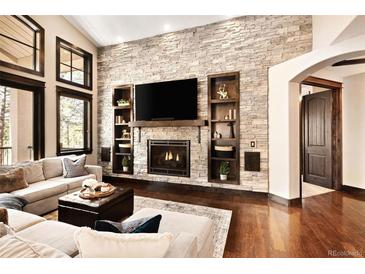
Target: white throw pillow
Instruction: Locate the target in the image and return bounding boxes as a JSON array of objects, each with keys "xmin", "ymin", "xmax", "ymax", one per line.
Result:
[
  {"xmin": 74, "ymin": 227, "xmax": 173, "ymax": 258},
  {"xmin": 42, "ymin": 157, "xmax": 64, "ymax": 180},
  {"xmin": 0, "ymin": 234, "xmax": 69, "ymax": 258}
]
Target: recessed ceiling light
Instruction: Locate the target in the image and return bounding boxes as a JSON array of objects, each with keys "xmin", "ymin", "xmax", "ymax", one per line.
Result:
[
  {"xmin": 116, "ymin": 36, "xmax": 123, "ymax": 43},
  {"xmin": 163, "ymin": 24, "xmax": 171, "ymax": 31}
]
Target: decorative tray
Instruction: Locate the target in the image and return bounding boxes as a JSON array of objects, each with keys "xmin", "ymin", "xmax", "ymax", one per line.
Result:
[{"xmin": 79, "ymin": 183, "xmax": 116, "ymax": 199}]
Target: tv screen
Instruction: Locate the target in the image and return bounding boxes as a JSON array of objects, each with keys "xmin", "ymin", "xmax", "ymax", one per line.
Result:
[{"xmin": 135, "ymin": 78, "xmax": 197, "ymax": 121}]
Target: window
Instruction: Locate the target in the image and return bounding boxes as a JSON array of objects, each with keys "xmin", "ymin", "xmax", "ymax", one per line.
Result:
[
  {"xmin": 56, "ymin": 37, "xmax": 93, "ymax": 90},
  {"xmin": 57, "ymin": 86, "xmax": 92, "ymax": 155},
  {"xmin": 0, "ymin": 15, "xmax": 44, "ymax": 76}
]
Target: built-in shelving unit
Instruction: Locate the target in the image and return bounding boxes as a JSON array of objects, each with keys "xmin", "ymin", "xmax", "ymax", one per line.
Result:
[
  {"xmin": 112, "ymin": 85, "xmax": 134, "ymax": 174},
  {"xmin": 208, "ymin": 72, "xmax": 240, "ymax": 185}
]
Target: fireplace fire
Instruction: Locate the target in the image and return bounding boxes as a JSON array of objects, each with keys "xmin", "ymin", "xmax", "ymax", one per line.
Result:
[{"xmin": 148, "ymin": 140, "xmax": 190, "ymax": 177}]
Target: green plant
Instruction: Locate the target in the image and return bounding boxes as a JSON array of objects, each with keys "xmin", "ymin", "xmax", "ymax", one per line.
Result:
[
  {"xmin": 219, "ymin": 161, "xmax": 230, "ymax": 175},
  {"xmin": 117, "ymin": 99, "xmax": 129, "ymax": 105},
  {"xmin": 122, "ymin": 156, "xmax": 130, "ymax": 167}
]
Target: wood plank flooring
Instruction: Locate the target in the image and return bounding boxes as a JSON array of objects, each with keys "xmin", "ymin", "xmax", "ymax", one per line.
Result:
[{"xmin": 107, "ymin": 178, "xmax": 365, "ymax": 258}]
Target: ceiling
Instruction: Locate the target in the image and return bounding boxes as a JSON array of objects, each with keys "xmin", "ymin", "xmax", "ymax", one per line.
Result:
[{"xmin": 65, "ymin": 15, "xmax": 235, "ymax": 47}]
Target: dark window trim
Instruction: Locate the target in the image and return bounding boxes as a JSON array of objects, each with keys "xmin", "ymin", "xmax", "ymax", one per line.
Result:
[
  {"xmin": 0, "ymin": 71, "xmax": 45, "ymax": 160},
  {"xmin": 0, "ymin": 16, "xmax": 45, "ymax": 77},
  {"xmin": 56, "ymin": 86, "xmax": 93, "ymax": 156},
  {"xmin": 56, "ymin": 37, "xmax": 93, "ymax": 91}
]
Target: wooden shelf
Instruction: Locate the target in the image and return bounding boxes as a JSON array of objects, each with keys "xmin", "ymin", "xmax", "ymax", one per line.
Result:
[
  {"xmin": 113, "ymin": 170, "xmax": 133, "ymax": 175},
  {"xmin": 211, "ymin": 157, "xmax": 236, "ymax": 161},
  {"xmin": 130, "ymin": 119, "xmax": 207, "ymax": 128},
  {"xmin": 112, "ymin": 84, "xmax": 134, "ymax": 175},
  {"xmin": 113, "ymin": 105, "xmax": 131, "ymax": 109},
  {"xmin": 115, "ymin": 152, "xmax": 132, "ymax": 156},
  {"xmin": 211, "ymin": 119, "xmax": 236, "ymax": 123},
  {"xmin": 208, "ymin": 72, "xmax": 240, "ymax": 185},
  {"xmin": 115, "ymin": 123, "xmax": 130, "ymax": 126},
  {"xmin": 209, "ymin": 179, "xmax": 239, "ymax": 185},
  {"xmin": 211, "ymin": 99, "xmax": 237, "ymax": 104},
  {"xmin": 211, "ymin": 138, "xmax": 236, "ymax": 141}
]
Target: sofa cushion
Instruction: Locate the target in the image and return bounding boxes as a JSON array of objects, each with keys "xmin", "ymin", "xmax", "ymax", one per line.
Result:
[
  {"xmin": 164, "ymin": 232, "xmax": 198, "ymax": 258},
  {"xmin": 0, "ymin": 168, "xmax": 28, "ymax": 193},
  {"xmin": 47, "ymin": 174, "xmax": 95, "ymax": 190},
  {"xmin": 7, "ymin": 208, "xmax": 45, "ymax": 232},
  {"xmin": 0, "ymin": 234, "xmax": 69, "ymax": 258},
  {"xmin": 16, "ymin": 161, "xmax": 45, "ymax": 184},
  {"xmin": 126, "ymin": 208, "xmax": 214, "ymax": 257},
  {"xmin": 42, "ymin": 157, "xmax": 64, "ymax": 180},
  {"xmin": 74, "ymin": 227, "xmax": 173, "ymax": 258},
  {"xmin": 64, "ymin": 155, "xmax": 88, "ymax": 178},
  {"xmin": 11, "ymin": 180, "xmax": 68, "ymax": 203},
  {"xmin": 0, "ymin": 193, "xmax": 28, "ymax": 210},
  {"xmin": 17, "ymin": 220, "xmax": 79, "ymax": 257}
]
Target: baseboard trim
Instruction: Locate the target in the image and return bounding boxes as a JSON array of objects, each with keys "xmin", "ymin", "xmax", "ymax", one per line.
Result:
[
  {"xmin": 341, "ymin": 185, "xmax": 365, "ymax": 193},
  {"xmin": 103, "ymin": 175, "xmax": 268, "ymax": 198},
  {"xmin": 268, "ymin": 194, "xmax": 302, "ymax": 207}
]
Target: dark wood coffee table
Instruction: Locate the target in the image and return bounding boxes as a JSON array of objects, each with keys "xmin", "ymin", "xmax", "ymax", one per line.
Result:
[{"xmin": 58, "ymin": 187, "xmax": 134, "ymax": 227}]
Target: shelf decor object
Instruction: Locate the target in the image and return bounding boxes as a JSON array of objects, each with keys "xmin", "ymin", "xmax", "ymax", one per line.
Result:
[
  {"xmin": 112, "ymin": 85, "xmax": 134, "ymax": 174},
  {"xmin": 208, "ymin": 72, "xmax": 240, "ymax": 185}
]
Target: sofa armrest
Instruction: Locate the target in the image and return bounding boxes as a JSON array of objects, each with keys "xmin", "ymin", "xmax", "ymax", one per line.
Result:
[
  {"xmin": 164, "ymin": 232, "xmax": 198, "ymax": 258},
  {"xmin": 85, "ymin": 165, "xmax": 102, "ymax": 182}
]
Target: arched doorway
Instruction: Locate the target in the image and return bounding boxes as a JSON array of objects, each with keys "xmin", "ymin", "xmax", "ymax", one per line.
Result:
[{"xmin": 268, "ymin": 34, "xmax": 365, "ymax": 201}]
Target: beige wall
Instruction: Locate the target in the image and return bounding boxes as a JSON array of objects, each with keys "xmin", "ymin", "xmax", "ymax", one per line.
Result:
[
  {"xmin": 10, "ymin": 89, "xmax": 33, "ymax": 163},
  {"xmin": 0, "ymin": 15, "xmax": 98, "ymax": 164},
  {"xmin": 343, "ymin": 73, "xmax": 365, "ymax": 189}
]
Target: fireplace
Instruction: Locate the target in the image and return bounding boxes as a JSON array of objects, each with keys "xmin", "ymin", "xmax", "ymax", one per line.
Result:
[{"xmin": 148, "ymin": 140, "xmax": 190, "ymax": 177}]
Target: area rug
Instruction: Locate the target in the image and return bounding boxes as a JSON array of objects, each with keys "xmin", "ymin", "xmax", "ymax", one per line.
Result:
[{"xmin": 44, "ymin": 195, "xmax": 232, "ymax": 258}]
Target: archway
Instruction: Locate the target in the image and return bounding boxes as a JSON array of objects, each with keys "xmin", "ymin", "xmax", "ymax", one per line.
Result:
[{"xmin": 268, "ymin": 33, "xmax": 365, "ymax": 201}]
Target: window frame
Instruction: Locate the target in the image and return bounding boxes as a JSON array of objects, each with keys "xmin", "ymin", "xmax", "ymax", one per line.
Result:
[
  {"xmin": 0, "ymin": 15, "xmax": 45, "ymax": 77},
  {"xmin": 56, "ymin": 86, "xmax": 93, "ymax": 156},
  {"xmin": 0, "ymin": 71, "xmax": 45, "ymax": 160},
  {"xmin": 56, "ymin": 37, "xmax": 93, "ymax": 90}
]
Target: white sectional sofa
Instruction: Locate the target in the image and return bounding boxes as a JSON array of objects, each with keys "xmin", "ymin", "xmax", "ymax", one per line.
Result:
[
  {"xmin": 9, "ymin": 156, "xmax": 102, "ymax": 215},
  {"xmin": 3, "ymin": 207, "xmax": 215, "ymax": 258}
]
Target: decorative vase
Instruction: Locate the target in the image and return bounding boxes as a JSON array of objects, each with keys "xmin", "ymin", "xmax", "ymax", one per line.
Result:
[
  {"xmin": 123, "ymin": 166, "xmax": 129, "ymax": 172},
  {"xmin": 220, "ymin": 174, "xmax": 227, "ymax": 180}
]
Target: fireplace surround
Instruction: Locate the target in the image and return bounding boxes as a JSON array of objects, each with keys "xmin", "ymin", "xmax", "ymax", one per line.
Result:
[{"xmin": 148, "ymin": 140, "xmax": 190, "ymax": 177}]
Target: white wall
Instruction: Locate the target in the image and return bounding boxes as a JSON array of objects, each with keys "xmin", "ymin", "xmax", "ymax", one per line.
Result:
[
  {"xmin": 312, "ymin": 16, "xmax": 356, "ymax": 49},
  {"xmin": 343, "ymin": 73, "xmax": 365, "ymax": 189},
  {"xmin": 0, "ymin": 16, "xmax": 98, "ymax": 164}
]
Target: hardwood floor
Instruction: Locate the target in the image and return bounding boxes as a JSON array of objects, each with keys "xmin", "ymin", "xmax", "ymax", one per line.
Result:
[{"xmin": 106, "ymin": 177, "xmax": 365, "ymax": 258}]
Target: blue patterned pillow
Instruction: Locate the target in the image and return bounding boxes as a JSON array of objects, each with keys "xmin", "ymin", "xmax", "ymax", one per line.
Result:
[{"xmin": 94, "ymin": 215, "xmax": 162, "ymax": 234}]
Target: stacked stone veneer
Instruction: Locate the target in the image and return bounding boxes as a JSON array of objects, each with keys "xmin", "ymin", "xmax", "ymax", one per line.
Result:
[{"xmin": 97, "ymin": 15, "xmax": 312, "ymax": 192}]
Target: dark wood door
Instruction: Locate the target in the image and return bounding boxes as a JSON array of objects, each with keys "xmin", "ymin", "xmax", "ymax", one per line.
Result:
[{"xmin": 303, "ymin": 90, "xmax": 333, "ymax": 188}]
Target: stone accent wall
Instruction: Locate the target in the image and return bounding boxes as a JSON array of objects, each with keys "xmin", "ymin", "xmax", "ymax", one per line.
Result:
[{"xmin": 97, "ymin": 15, "xmax": 312, "ymax": 192}]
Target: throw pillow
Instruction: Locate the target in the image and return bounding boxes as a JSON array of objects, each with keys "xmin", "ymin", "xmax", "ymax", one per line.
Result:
[
  {"xmin": 0, "ymin": 207, "xmax": 8, "ymax": 225},
  {"xmin": 0, "ymin": 193, "xmax": 28, "ymax": 210},
  {"xmin": 42, "ymin": 157, "xmax": 64, "ymax": 180},
  {"xmin": 94, "ymin": 215, "xmax": 162, "ymax": 234},
  {"xmin": 63, "ymin": 155, "xmax": 88, "ymax": 178},
  {"xmin": 74, "ymin": 227, "xmax": 173, "ymax": 258},
  {"xmin": 0, "ymin": 235, "xmax": 70, "ymax": 258},
  {"xmin": 0, "ymin": 168, "xmax": 28, "ymax": 193},
  {"xmin": 15, "ymin": 161, "xmax": 45, "ymax": 184}
]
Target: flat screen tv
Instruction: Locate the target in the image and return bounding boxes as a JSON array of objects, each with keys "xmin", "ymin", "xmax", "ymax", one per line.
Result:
[{"xmin": 135, "ymin": 78, "xmax": 197, "ymax": 121}]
